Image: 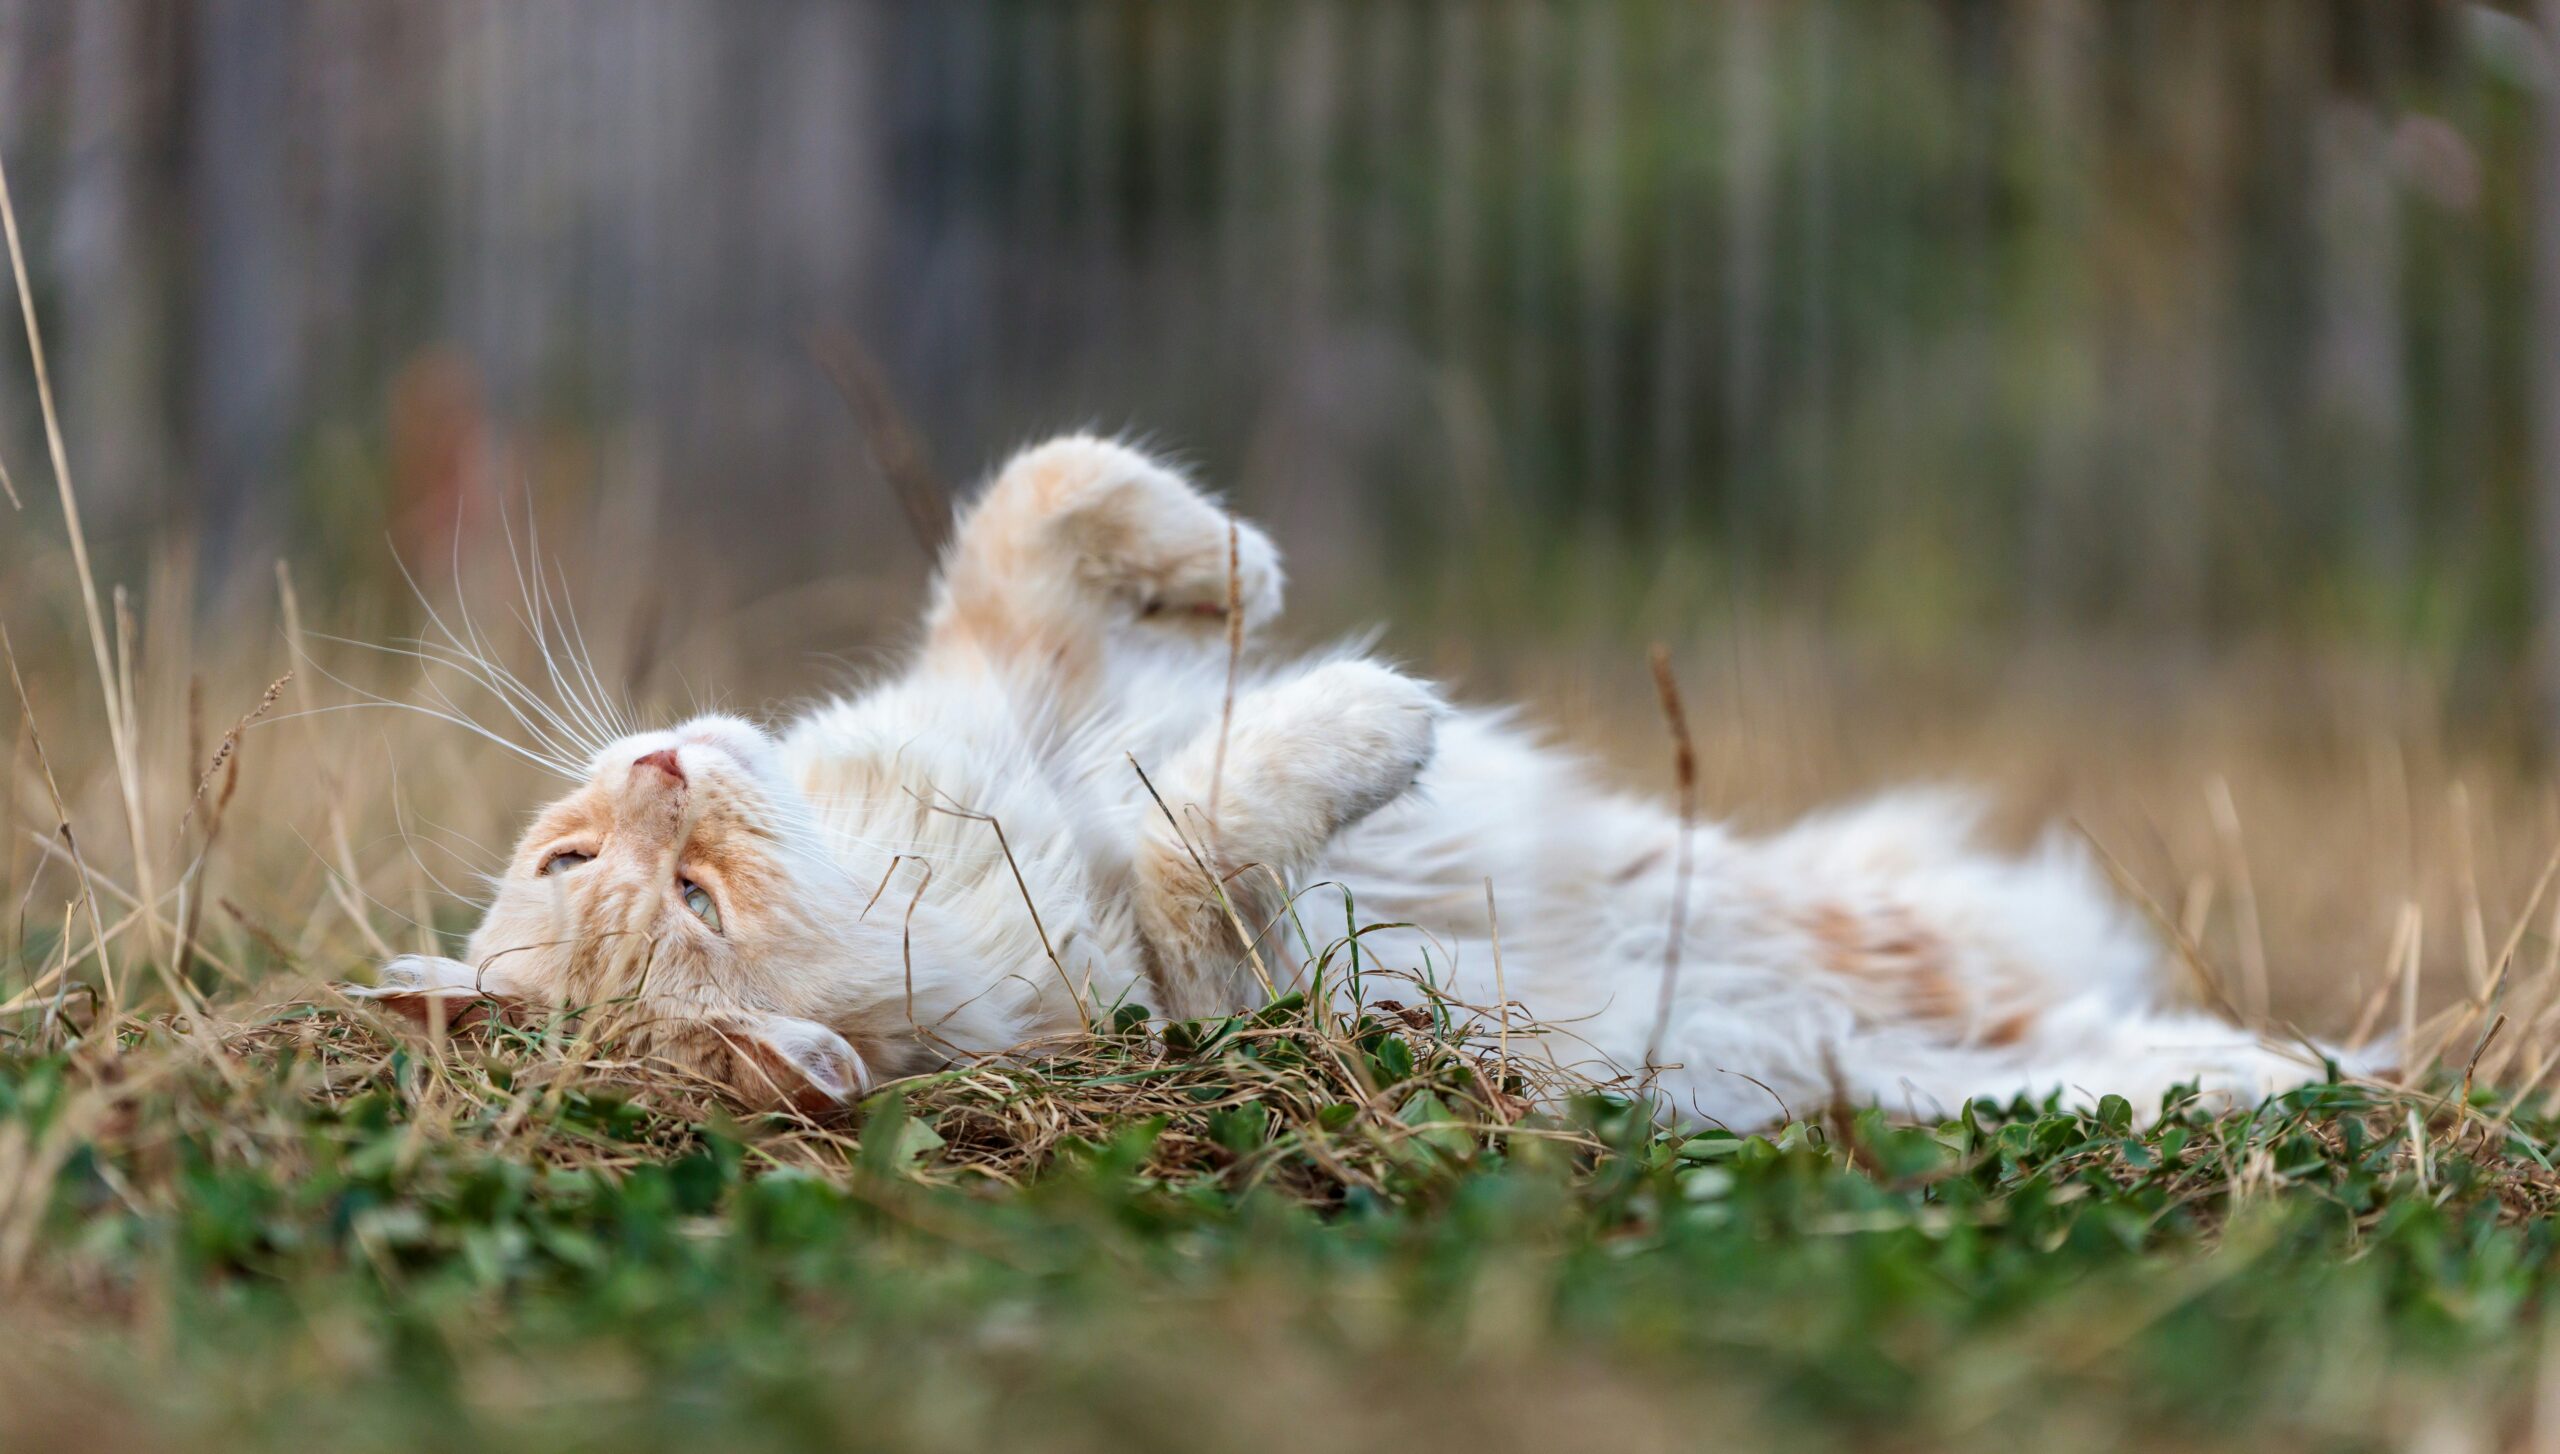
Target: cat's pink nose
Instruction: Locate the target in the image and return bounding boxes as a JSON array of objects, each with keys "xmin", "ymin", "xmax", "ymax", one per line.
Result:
[{"xmin": 632, "ymin": 747, "xmax": 685, "ymax": 785}]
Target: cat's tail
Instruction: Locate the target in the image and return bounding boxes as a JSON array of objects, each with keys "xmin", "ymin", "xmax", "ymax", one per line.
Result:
[
  {"xmin": 1973, "ymin": 1002, "xmax": 2389, "ymax": 1122},
  {"xmin": 1738, "ymin": 788, "xmax": 2383, "ymax": 1121}
]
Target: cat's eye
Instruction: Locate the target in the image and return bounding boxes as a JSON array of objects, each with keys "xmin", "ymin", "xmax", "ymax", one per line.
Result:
[
  {"xmin": 682, "ymin": 879, "xmax": 722, "ymax": 933},
  {"xmin": 539, "ymin": 850, "xmax": 592, "ymax": 876}
]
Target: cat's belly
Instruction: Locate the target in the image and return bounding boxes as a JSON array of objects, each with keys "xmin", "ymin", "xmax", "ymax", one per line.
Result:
[{"xmin": 778, "ymin": 681, "xmax": 1162, "ymax": 1048}]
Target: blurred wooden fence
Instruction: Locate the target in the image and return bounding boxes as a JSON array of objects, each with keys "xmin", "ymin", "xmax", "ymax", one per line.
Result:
[{"xmin": 0, "ymin": 0, "xmax": 2548, "ymax": 645}]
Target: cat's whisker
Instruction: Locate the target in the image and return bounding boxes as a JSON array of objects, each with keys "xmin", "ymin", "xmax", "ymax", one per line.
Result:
[
  {"xmin": 506, "ymin": 559, "xmax": 615, "ymax": 756},
  {"xmin": 504, "ymin": 497, "xmax": 636, "ymax": 750},
  {"xmin": 381, "ymin": 747, "xmax": 487, "ymax": 917},
  {"xmin": 282, "ymin": 820, "xmax": 447, "ymax": 941},
  {"xmin": 539, "ymin": 553, "xmax": 637, "ymax": 742},
  {"xmin": 406, "ymin": 815, "xmax": 506, "ymax": 876},
  {"xmin": 392, "ymin": 545, "xmax": 616, "ymax": 762},
  {"xmin": 444, "ymin": 512, "xmax": 617, "ymax": 765},
  {"xmin": 414, "ymin": 636, "xmax": 605, "ymax": 769},
  {"xmin": 384, "ymin": 824, "xmax": 478, "ymax": 925},
  {"xmin": 263, "ymin": 699, "xmax": 581, "ymax": 783},
  {"xmin": 414, "ymin": 666, "xmax": 589, "ymax": 776},
  {"xmin": 315, "ymin": 629, "xmax": 597, "ymax": 772},
  {"xmin": 395, "ymin": 636, "xmax": 587, "ymax": 763}
]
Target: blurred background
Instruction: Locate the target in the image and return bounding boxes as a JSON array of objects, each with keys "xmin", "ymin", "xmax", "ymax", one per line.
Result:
[
  {"xmin": 2, "ymin": 1, "xmax": 2555, "ymax": 652},
  {"xmin": 8, "ymin": 0, "xmax": 2560, "ymax": 1031}
]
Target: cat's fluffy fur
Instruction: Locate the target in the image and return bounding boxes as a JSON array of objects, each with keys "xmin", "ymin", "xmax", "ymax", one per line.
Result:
[{"xmin": 355, "ymin": 435, "xmax": 2367, "ymax": 1126}]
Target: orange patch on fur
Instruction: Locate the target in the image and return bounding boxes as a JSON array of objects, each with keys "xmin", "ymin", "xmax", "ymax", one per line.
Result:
[
  {"xmin": 1982, "ymin": 1010, "xmax": 2036, "ymax": 1048},
  {"xmin": 922, "ymin": 459, "xmax": 1110, "ymax": 694},
  {"xmin": 526, "ymin": 794, "xmax": 607, "ymax": 853},
  {"xmin": 1801, "ymin": 901, "xmax": 2049, "ymax": 1049},
  {"xmin": 1130, "ymin": 828, "xmax": 1290, "ymax": 1021},
  {"xmin": 1801, "ymin": 902, "xmax": 1961, "ymax": 1021},
  {"xmin": 684, "ymin": 827, "xmax": 785, "ymax": 912}
]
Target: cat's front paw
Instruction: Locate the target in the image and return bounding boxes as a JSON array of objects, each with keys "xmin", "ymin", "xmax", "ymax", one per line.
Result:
[
  {"xmin": 364, "ymin": 953, "xmax": 481, "ymax": 993},
  {"xmin": 340, "ymin": 954, "xmax": 524, "ymax": 1029},
  {"xmin": 1245, "ymin": 658, "xmax": 1442, "ymax": 832}
]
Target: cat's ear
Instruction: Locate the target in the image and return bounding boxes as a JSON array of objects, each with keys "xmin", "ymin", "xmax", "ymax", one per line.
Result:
[
  {"xmin": 340, "ymin": 954, "xmax": 529, "ymax": 1031},
  {"xmin": 701, "ymin": 1012, "xmax": 870, "ymax": 1117}
]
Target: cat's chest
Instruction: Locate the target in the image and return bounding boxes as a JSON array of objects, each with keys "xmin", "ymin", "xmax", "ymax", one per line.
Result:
[{"xmin": 776, "ymin": 685, "xmax": 1135, "ymax": 896}]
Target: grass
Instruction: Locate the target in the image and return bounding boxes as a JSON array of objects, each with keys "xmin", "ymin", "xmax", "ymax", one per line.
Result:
[{"xmin": 7, "ymin": 996, "xmax": 2560, "ymax": 1453}]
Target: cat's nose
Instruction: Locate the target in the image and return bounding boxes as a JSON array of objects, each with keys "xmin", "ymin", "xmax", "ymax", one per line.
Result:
[{"xmin": 632, "ymin": 747, "xmax": 685, "ymax": 785}]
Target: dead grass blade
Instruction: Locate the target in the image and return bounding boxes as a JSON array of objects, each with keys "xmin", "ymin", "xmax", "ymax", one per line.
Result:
[
  {"xmin": 1643, "ymin": 644, "xmax": 1697, "ymax": 1072},
  {"xmin": 0, "ymin": 142, "xmax": 166, "ymax": 974},
  {"xmin": 807, "ymin": 326, "xmax": 951, "ymax": 558}
]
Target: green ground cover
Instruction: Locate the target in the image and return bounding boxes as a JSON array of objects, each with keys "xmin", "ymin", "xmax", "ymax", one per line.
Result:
[{"xmin": 3, "ymin": 997, "xmax": 2550, "ymax": 1454}]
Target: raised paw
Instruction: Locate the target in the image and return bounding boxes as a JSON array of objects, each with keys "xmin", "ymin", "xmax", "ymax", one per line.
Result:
[
  {"xmin": 1130, "ymin": 658, "xmax": 1442, "ymax": 1016},
  {"xmin": 1247, "ymin": 659, "xmax": 1442, "ymax": 829},
  {"xmin": 1026, "ymin": 436, "xmax": 1281, "ymax": 629},
  {"xmin": 930, "ymin": 436, "xmax": 1284, "ymax": 670},
  {"xmin": 1176, "ymin": 658, "xmax": 1442, "ymax": 856}
]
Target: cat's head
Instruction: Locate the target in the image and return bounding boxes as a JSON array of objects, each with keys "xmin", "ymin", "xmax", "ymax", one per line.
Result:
[{"xmin": 350, "ymin": 714, "xmax": 878, "ymax": 1113}]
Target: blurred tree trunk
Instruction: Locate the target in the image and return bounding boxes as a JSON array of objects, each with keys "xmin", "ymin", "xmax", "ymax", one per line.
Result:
[
  {"xmin": 1722, "ymin": 0, "xmax": 1775, "ymax": 569},
  {"xmin": 188, "ymin": 0, "xmax": 301, "ymax": 572},
  {"xmin": 61, "ymin": 0, "xmax": 160, "ymax": 524},
  {"xmin": 2539, "ymin": 0, "xmax": 2560, "ymax": 745},
  {"xmin": 2021, "ymin": 0, "xmax": 2096, "ymax": 628},
  {"xmin": 2314, "ymin": 101, "xmax": 2408, "ymax": 605},
  {"xmin": 1571, "ymin": 2, "xmax": 1623, "ymax": 515}
]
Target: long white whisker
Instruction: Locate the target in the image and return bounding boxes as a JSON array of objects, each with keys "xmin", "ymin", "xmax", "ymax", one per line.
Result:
[
  {"xmin": 331, "ymin": 627, "xmax": 579, "ymax": 755},
  {"xmin": 493, "ymin": 506, "xmax": 620, "ymax": 760},
  {"xmin": 462, "ymin": 494, "xmax": 610, "ymax": 761},
  {"xmin": 283, "ymin": 821, "xmax": 443, "ymax": 939},
  {"xmin": 506, "ymin": 491, "xmax": 624, "ymax": 756},
  {"xmin": 513, "ymin": 510, "xmax": 612, "ymax": 742},
  {"xmin": 412, "ymin": 814, "xmax": 508, "ymax": 876},
  {"xmin": 261, "ymin": 699, "xmax": 581, "ymax": 782},
  {"xmin": 394, "ymin": 539, "xmax": 611, "ymax": 760},
  {"xmin": 548, "ymin": 555, "xmax": 635, "ymax": 739},
  {"xmin": 313, "ymin": 628, "xmax": 597, "ymax": 771},
  {"xmin": 383, "ymin": 755, "xmax": 484, "ymax": 918},
  {"xmin": 402, "ymin": 632, "xmax": 601, "ymax": 766}
]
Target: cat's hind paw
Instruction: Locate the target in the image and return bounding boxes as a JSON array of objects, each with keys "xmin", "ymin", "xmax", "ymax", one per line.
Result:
[{"xmin": 959, "ymin": 434, "xmax": 1284, "ymax": 635}]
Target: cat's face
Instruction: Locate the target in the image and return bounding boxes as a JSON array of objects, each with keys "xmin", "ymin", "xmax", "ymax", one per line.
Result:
[
  {"xmin": 358, "ymin": 715, "xmax": 875, "ymax": 1111},
  {"xmin": 474, "ymin": 715, "xmax": 803, "ymax": 1000}
]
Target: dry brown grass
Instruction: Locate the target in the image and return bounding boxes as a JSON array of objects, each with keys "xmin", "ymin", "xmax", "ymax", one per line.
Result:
[
  {"xmin": 8, "ymin": 527, "xmax": 2558, "ymax": 1109},
  {"xmin": 197, "ymin": 973, "xmax": 1591, "ymax": 1202}
]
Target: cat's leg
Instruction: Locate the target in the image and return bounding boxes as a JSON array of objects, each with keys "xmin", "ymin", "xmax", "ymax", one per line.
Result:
[
  {"xmin": 923, "ymin": 435, "xmax": 1283, "ymax": 686},
  {"xmin": 1128, "ymin": 658, "xmax": 1442, "ymax": 1016}
]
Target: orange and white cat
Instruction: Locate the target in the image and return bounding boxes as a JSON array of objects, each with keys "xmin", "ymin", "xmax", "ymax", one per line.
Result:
[{"xmin": 352, "ymin": 435, "xmax": 2367, "ymax": 1126}]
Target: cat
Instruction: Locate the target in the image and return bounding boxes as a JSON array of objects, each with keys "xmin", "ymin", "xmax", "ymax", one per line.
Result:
[{"xmin": 350, "ymin": 434, "xmax": 2372, "ymax": 1127}]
